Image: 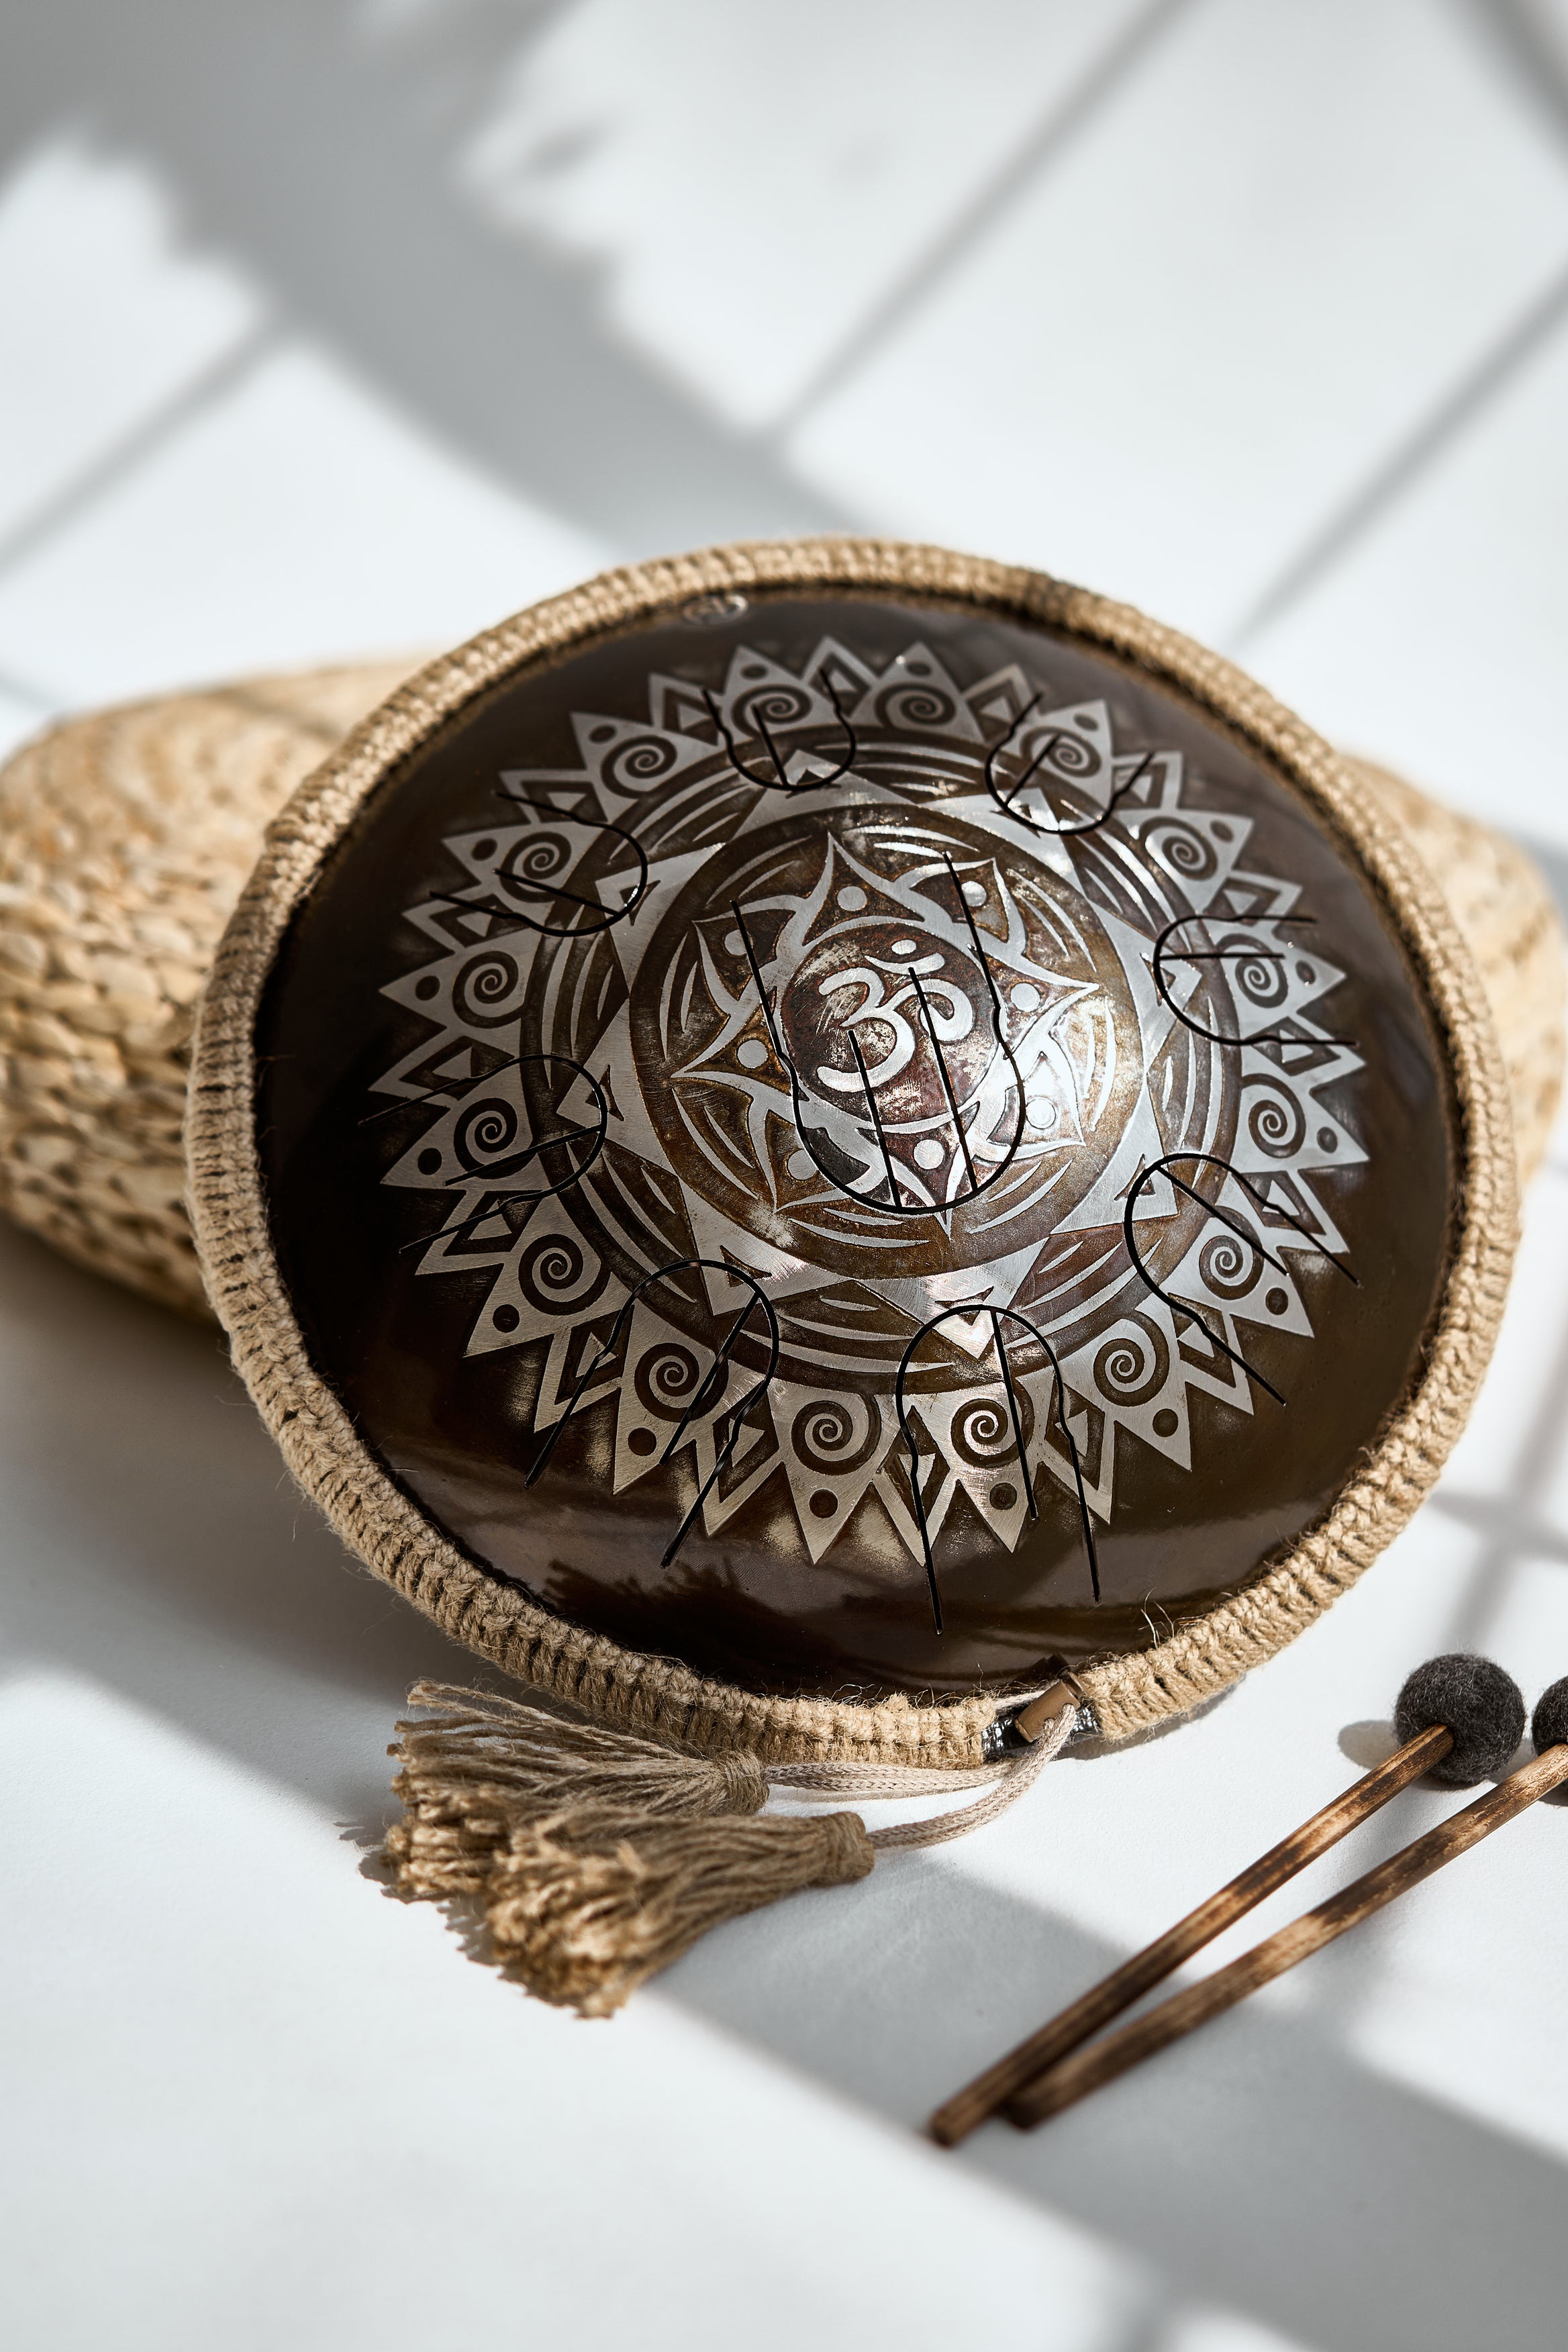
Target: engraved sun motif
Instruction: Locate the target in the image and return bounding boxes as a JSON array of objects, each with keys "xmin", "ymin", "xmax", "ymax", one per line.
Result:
[
  {"xmin": 687, "ymin": 832, "xmax": 1090, "ymax": 1212},
  {"xmin": 369, "ymin": 632, "xmax": 1366, "ymax": 1584}
]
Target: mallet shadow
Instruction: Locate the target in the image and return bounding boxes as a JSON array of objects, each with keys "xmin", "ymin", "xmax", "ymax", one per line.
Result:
[{"xmin": 658, "ymin": 1851, "xmax": 1568, "ymax": 2352}]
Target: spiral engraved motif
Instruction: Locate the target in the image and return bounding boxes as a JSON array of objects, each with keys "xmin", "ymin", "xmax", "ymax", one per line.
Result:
[
  {"xmin": 1038, "ymin": 729, "xmax": 1098, "ymax": 779},
  {"xmin": 791, "ymin": 1395, "xmax": 881, "ymax": 1477},
  {"xmin": 634, "ymin": 1338, "xmax": 705, "ymax": 1421},
  {"xmin": 1224, "ymin": 934, "xmax": 1288, "ymax": 1009},
  {"xmin": 453, "ymin": 1095, "xmax": 520, "ymax": 1170},
  {"xmin": 498, "ymin": 830, "xmax": 573, "ymax": 900},
  {"xmin": 733, "ymin": 682, "xmax": 813, "ymax": 737},
  {"xmin": 602, "ymin": 732, "xmax": 679, "ymax": 793},
  {"xmin": 1198, "ymin": 1220, "xmax": 1265, "ymax": 1301},
  {"xmin": 950, "ymin": 1391, "xmax": 1022, "ymax": 1469},
  {"xmin": 1243, "ymin": 1078, "xmax": 1308, "ymax": 1159},
  {"xmin": 1144, "ymin": 819, "xmax": 1218, "ymax": 883},
  {"xmin": 516, "ymin": 1230, "xmax": 600, "ymax": 1315},
  {"xmin": 875, "ymin": 682, "xmax": 958, "ymax": 734},
  {"xmin": 1093, "ymin": 1314, "xmax": 1171, "ymax": 1408},
  {"xmin": 452, "ymin": 948, "xmax": 525, "ymax": 1028}
]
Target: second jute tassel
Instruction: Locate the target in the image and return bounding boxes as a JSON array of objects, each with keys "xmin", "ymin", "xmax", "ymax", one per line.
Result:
[{"xmin": 386, "ymin": 1683, "xmax": 875, "ymax": 2016}]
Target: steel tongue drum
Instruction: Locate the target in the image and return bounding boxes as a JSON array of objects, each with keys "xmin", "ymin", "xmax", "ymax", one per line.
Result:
[{"xmin": 187, "ymin": 540, "xmax": 1536, "ymax": 1764}]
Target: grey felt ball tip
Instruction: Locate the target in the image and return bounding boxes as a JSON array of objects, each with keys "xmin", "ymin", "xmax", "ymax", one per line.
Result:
[
  {"xmin": 1393, "ymin": 1653, "xmax": 1526, "ymax": 1785},
  {"xmin": 1530, "ymin": 1676, "xmax": 1568, "ymax": 1756}
]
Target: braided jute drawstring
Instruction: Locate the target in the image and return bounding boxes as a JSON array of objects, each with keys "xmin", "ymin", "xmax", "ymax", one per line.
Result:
[{"xmin": 386, "ymin": 1681, "xmax": 1075, "ymax": 2016}]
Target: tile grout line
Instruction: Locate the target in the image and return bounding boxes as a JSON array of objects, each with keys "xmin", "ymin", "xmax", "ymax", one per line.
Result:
[
  {"xmin": 0, "ymin": 317, "xmax": 283, "ymax": 589},
  {"xmin": 1225, "ymin": 250, "xmax": 1568, "ymax": 652},
  {"xmin": 767, "ymin": 0, "xmax": 1198, "ymax": 440}
]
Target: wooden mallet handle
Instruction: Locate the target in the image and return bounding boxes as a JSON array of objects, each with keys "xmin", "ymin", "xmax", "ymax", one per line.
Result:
[
  {"xmin": 1006, "ymin": 1741, "xmax": 1568, "ymax": 2130},
  {"xmin": 927, "ymin": 1720, "xmax": 1451, "ymax": 2146}
]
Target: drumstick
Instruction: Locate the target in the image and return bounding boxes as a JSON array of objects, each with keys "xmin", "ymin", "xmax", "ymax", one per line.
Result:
[
  {"xmin": 928, "ymin": 1653, "xmax": 1524, "ymax": 2147},
  {"xmin": 1007, "ymin": 1706, "xmax": 1568, "ymax": 2130}
]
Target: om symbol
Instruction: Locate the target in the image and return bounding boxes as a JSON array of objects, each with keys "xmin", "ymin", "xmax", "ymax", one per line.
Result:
[{"xmin": 814, "ymin": 944, "xmax": 974, "ymax": 1095}]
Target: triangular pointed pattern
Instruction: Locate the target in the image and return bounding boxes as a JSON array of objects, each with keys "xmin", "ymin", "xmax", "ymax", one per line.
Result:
[
  {"xmin": 1055, "ymin": 1110, "xmax": 1179, "ymax": 1233},
  {"xmin": 611, "ymin": 1301, "xmax": 781, "ymax": 1532},
  {"xmin": 646, "ymin": 673, "xmax": 723, "ymax": 743},
  {"xmin": 677, "ymin": 1185, "xmax": 819, "ymax": 1314},
  {"xmin": 1117, "ymin": 804, "xmax": 1252, "ymax": 917},
  {"xmin": 568, "ymin": 710, "xmax": 715, "ymax": 820},
  {"xmin": 368, "ymin": 628, "xmax": 1367, "ymax": 1576},
  {"xmin": 767, "ymin": 1382, "xmax": 895, "ymax": 1563},
  {"xmin": 858, "ymin": 1237, "xmax": 1048, "ymax": 1346},
  {"xmin": 611, "ymin": 1299, "xmax": 713, "ymax": 1495},
  {"xmin": 1160, "ymin": 1171, "xmax": 1314, "ymax": 1339},
  {"xmin": 901, "ymin": 1378, "xmax": 1038, "ymax": 1551},
  {"xmin": 845, "ymin": 644, "xmax": 983, "ymax": 742},
  {"xmin": 730, "ymin": 773, "xmax": 905, "ymax": 838},
  {"xmin": 1056, "ymin": 1301, "xmax": 1193, "ymax": 1479},
  {"xmin": 1011, "ymin": 1359, "xmax": 1114, "ymax": 1532},
  {"xmin": 464, "ymin": 1190, "xmax": 630, "ymax": 1440},
  {"xmin": 987, "ymin": 697, "xmax": 1120, "ymax": 828},
  {"xmin": 707, "ymin": 646, "xmax": 856, "ymax": 790},
  {"xmin": 801, "ymin": 636, "xmax": 879, "ymax": 701},
  {"xmin": 966, "ymin": 665, "xmax": 1038, "ymax": 729},
  {"xmin": 552, "ymin": 1004, "xmax": 671, "ymax": 1176},
  {"xmin": 602, "ymin": 844, "xmax": 722, "ymax": 989}
]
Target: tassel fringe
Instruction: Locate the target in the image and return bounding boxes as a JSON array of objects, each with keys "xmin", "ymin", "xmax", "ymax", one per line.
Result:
[
  {"xmin": 385, "ymin": 1680, "xmax": 1065, "ymax": 2017},
  {"xmin": 487, "ymin": 1808, "xmax": 873, "ymax": 2018},
  {"xmin": 385, "ymin": 1680, "xmax": 767, "ymax": 1900}
]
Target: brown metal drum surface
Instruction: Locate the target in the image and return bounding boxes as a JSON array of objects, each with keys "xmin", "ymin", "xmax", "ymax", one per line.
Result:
[{"xmin": 256, "ymin": 588, "xmax": 1453, "ymax": 1700}]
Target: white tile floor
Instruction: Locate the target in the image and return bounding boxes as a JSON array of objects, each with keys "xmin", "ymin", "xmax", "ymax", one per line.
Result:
[{"xmin": 3, "ymin": 7, "xmax": 1567, "ymax": 2349}]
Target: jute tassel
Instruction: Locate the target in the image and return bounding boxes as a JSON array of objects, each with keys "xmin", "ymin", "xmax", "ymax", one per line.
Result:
[
  {"xmin": 486, "ymin": 1808, "xmax": 875, "ymax": 2018},
  {"xmin": 385, "ymin": 1679, "xmax": 1075, "ymax": 2017},
  {"xmin": 385, "ymin": 1680, "xmax": 769, "ymax": 1898}
]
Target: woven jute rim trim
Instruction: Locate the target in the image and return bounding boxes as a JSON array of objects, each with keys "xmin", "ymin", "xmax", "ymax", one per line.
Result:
[{"xmin": 187, "ymin": 540, "xmax": 1519, "ymax": 1764}]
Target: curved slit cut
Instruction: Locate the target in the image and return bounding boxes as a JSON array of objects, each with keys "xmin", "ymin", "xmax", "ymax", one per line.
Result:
[
  {"xmin": 1122, "ymin": 1150, "xmax": 1357, "ymax": 1412},
  {"xmin": 705, "ymin": 674, "xmax": 856, "ymax": 795},
  {"xmin": 524, "ymin": 1256, "xmax": 780, "ymax": 1570},
  {"xmin": 895, "ymin": 1304, "xmax": 1101, "ymax": 1632},
  {"xmin": 392, "ymin": 1053, "xmax": 609, "ymax": 1253},
  {"xmin": 489, "ymin": 791, "xmax": 652, "ymax": 938},
  {"xmin": 983, "ymin": 702, "xmax": 1154, "ymax": 836},
  {"xmin": 1153, "ymin": 912, "xmax": 1358, "ymax": 1051}
]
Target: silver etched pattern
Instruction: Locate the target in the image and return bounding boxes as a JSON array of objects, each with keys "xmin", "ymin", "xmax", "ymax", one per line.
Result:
[{"xmin": 370, "ymin": 636, "xmax": 1365, "ymax": 1578}]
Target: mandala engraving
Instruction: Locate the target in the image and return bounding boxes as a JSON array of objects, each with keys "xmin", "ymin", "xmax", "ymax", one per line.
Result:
[{"xmin": 370, "ymin": 634, "xmax": 1365, "ymax": 1587}]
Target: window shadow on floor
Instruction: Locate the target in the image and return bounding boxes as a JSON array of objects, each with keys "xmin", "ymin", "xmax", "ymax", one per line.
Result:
[
  {"xmin": 7, "ymin": 1214, "xmax": 1567, "ymax": 2352},
  {"xmin": 0, "ymin": 0, "xmax": 838, "ymax": 559},
  {"xmin": 661, "ymin": 1854, "xmax": 1568, "ymax": 2352}
]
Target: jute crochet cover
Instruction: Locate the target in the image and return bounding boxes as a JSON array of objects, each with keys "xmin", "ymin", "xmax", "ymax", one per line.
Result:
[{"xmin": 136, "ymin": 538, "xmax": 1536, "ymax": 1765}]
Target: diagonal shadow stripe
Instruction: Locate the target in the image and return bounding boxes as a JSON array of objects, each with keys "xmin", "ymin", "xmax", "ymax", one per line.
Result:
[
  {"xmin": 0, "ymin": 0, "xmax": 839, "ymax": 556},
  {"xmin": 0, "ymin": 322, "xmax": 279, "ymax": 585},
  {"xmin": 665, "ymin": 1849, "xmax": 1568, "ymax": 2352},
  {"xmin": 3, "ymin": 1101, "xmax": 1565, "ymax": 2352},
  {"xmin": 1228, "ymin": 254, "xmax": 1568, "ymax": 649},
  {"xmin": 771, "ymin": 0, "xmax": 1197, "ymax": 436},
  {"xmin": 1463, "ymin": 0, "xmax": 1568, "ymax": 152}
]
